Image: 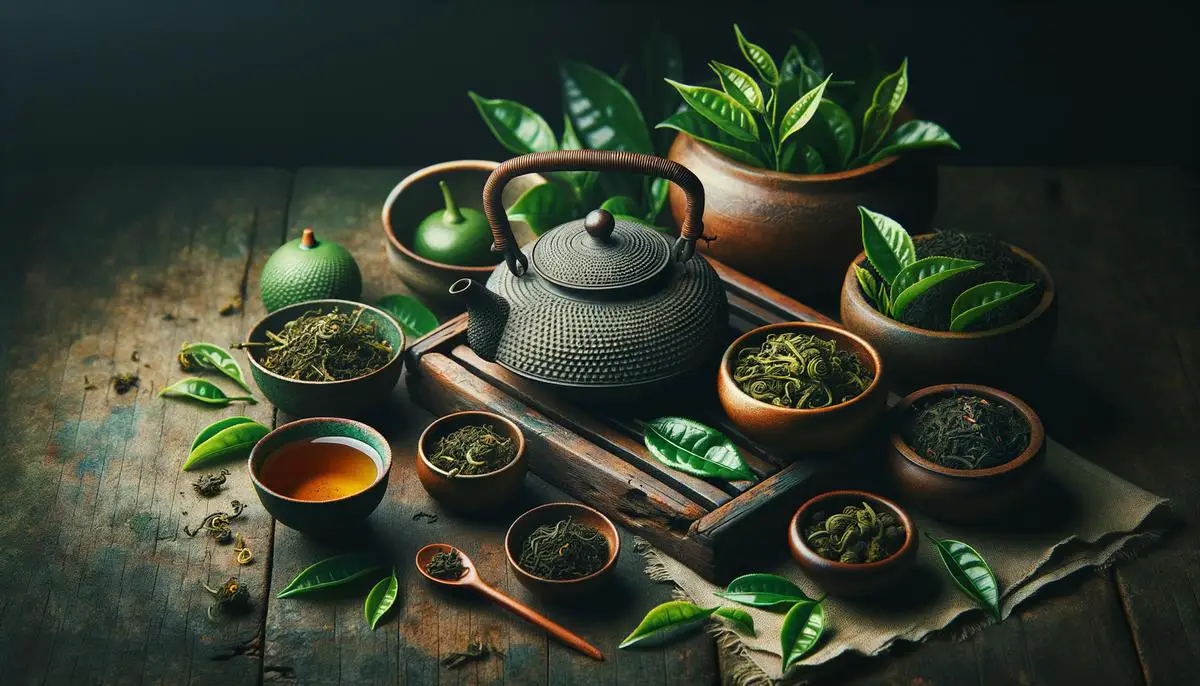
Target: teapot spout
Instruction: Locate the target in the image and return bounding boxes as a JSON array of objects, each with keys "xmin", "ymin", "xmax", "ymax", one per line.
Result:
[{"xmin": 449, "ymin": 278, "xmax": 509, "ymax": 362}]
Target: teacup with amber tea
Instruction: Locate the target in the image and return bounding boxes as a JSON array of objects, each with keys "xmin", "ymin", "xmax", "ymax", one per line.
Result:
[{"xmin": 249, "ymin": 417, "xmax": 392, "ymax": 536}]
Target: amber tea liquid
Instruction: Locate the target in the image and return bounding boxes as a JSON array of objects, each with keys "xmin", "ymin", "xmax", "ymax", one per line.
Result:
[{"xmin": 259, "ymin": 436, "xmax": 380, "ymax": 501}]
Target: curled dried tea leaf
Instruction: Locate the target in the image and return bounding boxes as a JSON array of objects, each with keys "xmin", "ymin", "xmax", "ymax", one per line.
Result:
[
  {"xmin": 428, "ymin": 424, "xmax": 517, "ymax": 478},
  {"xmin": 233, "ymin": 533, "xmax": 254, "ymax": 565},
  {"xmin": 516, "ymin": 517, "xmax": 609, "ymax": 580},
  {"xmin": 441, "ymin": 641, "xmax": 497, "ymax": 669},
  {"xmin": 425, "ymin": 549, "xmax": 467, "ymax": 580},
  {"xmin": 183, "ymin": 500, "xmax": 247, "ymax": 543},
  {"xmin": 732, "ymin": 332, "xmax": 873, "ymax": 409},
  {"xmin": 202, "ymin": 576, "xmax": 250, "ymax": 620},
  {"xmin": 236, "ymin": 306, "xmax": 393, "ymax": 382},
  {"xmin": 192, "ymin": 469, "xmax": 230, "ymax": 497},
  {"xmin": 112, "ymin": 373, "xmax": 140, "ymax": 394}
]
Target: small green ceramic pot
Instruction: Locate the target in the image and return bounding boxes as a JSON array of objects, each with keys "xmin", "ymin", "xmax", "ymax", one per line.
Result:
[
  {"xmin": 248, "ymin": 417, "xmax": 392, "ymax": 536},
  {"xmin": 242, "ymin": 299, "xmax": 406, "ymax": 418}
]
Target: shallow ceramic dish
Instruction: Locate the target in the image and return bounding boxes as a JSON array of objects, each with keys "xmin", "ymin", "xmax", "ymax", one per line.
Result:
[
  {"xmin": 241, "ymin": 299, "xmax": 405, "ymax": 418},
  {"xmin": 888, "ymin": 383, "xmax": 1046, "ymax": 524},
  {"xmin": 717, "ymin": 321, "xmax": 887, "ymax": 455},
  {"xmin": 381, "ymin": 160, "xmax": 545, "ymax": 309},
  {"xmin": 839, "ymin": 238, "xmax": 1057, "ymax": 390},
  {"xmin": 248, "ymin": 417, "xmax": 392, "ymax": 536},
  {"xmin": 416, "ymin": 410, "xmax": 527, "ymax": 513},
  {"xmin": 504, "ymin": 502, "xmax": 620, "ymax": 600},
  {"xmin": 788, "ymin": 490, "xmax": 917, "ymax": 597}
]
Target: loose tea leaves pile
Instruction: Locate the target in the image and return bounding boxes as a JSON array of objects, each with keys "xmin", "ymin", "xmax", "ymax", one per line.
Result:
[
  {"xmin": 241, "ymin": 307, "xmax": 392, "ymax": 382},
  {"xmin": 425, "ymin": 549, "xmax": 467, "ymax": 580},
  {"xmin": 517, "ymin": 517, "xmax": 609, "ymax": 580},
  {"xmin": 733, "ymin": 332, "xmax": 874, "ymax": 409},
  {"xmin": 805, "ymin": 501, "xmax": 905, "ymax": 564},
  {"xmin": 192, "ymin": 469, "xmax": 230, "ymax": 497},
  {"xmin": 904, "ymin": 394, "xmax": 1030, "ymax": 470},
  {"xmin": 428, "ymin": 424, "xmax": 516, "ymax": 478}
]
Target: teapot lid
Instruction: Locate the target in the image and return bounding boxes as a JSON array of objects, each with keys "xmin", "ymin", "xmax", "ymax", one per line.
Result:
[{"xmin": 530, "ymin": 209, "xmax": 671, "ymax": 291}]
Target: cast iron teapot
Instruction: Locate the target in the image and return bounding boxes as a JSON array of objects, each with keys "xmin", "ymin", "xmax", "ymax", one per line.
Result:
[{"xmin": 449, "ymin": 149, "xmax": 728, "ymax": 400}]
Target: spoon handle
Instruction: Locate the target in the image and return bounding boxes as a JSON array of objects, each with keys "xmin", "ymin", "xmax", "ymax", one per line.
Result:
[{"xmin": 474, "ymin": 581, "xmax": 604, "ymax": 661}]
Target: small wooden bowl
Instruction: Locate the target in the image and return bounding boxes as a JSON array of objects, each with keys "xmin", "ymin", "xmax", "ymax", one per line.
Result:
[
  {"xmin": 416, "ymin": 411, "xmax": 527, "ymax": 513},
  {"xmin": 888, "ymin": 383, "xmax": 1046, "ymax": 524},
  {"xmin": 242, "ymin": 299, "xmax": 405, "ymax": 418},
  {"xmin": 504, "ymin": 502, "xmax": 620, "ymax": 600},
  {"xmin": 717, "ymin": 321, "xmax": 887, "ymax": 455},
  {"xmin": 789, "ymin": 490, "xmax": 918, "ymax": 598},
  {"xmin": 381, "ymin": 160, "xmax": 545, "ymax": 309},
  {"xmin": 839, "ymin": 237, "xmax": 1057, "ymax": 391},
  {"xmin": 248, "ymin": 417, "xmax": 392, "ymax": 537}
]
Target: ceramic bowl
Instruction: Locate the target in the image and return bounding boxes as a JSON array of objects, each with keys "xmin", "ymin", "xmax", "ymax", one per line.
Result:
[
  {"xmin": 839, "ymin": 238, "xmax": 1057, "ymax": 391},
  {"xmin": 717, "ymin": 321, "xmax": 887, "ymax": 455},
  {"xmin": 241, "ymin": 299, "xmax": 405, "ymax": 418},
  {"xmin": 788, "ymin": 490, "xmax": 918, "ymax": 597},
  {"xmin": 416, "ymin": 410, "xmax": 528, "ymax": 513},
  {"xmin": 888, "ymin": 383, "xmax": 1047, "ymax": 524},
  {"xmin": 248, "ymin": 417, "xmax": 392, "ymax": 536},
  {"xmin": 381, "ymin": 160, "xmax": 546, "ymax": 309},
  {"xmin": 504, "ymin": 502, "xmax": 620, "ymax": 600}
]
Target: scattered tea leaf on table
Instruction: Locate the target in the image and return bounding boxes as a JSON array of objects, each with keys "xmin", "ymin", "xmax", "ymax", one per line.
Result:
[
  {"xmin": 714, "ymin": 607, "xmax": 756, "ymax": 637},
  {"xmin": 179, "ymin": 342, "xmax": 252, "ymax": 391},
  {"xmin": 467, "ymin": 91, "xmax": 557, "ymax": 155},
  {"xmin": 559, "ymin": 60, "xmax": 654, "ymax": 154},
  {"xmin": 715, "ymin": 573, "xmax": 815, "ymax": 609},
  {"xmin": 277, "ymin": 554, "xmax": 385, "ymax": 598},
  {"xmin": 948, "ymin": 281, "xmax": 1037, "ymax": 333},
  {"xmin": 619, "ymin": 600, "xmax": 717, "ymax": 649},
  {"xmin": 889, "ymin": 256, "xmax": 983, "ymax": 317},
  {"xmin": 858, "ymin": 205, "xmax": 915, "ymax": 284},
  {"xmin": 867, "ymin": 119, "xmax": 960, "ymax": 164},
  {"xmin": 641, "ymin": 417, "xmax": 755, "ymax": 482},
  {"xmin": 926, "ymin": 533, "xmax": 1001, "ymax": 620},
  {"xmin": 781, "ymin": 600, "xmax": 825, "ymax": 670},
  {"xmin": 190, "ymin": 416, "xmax": 257, "ymax": 452},
  {"xmin": 159, "ymin": 378, "xmax": 256, "ymax": 406},
  {"xmin": 183, "ymin": 419, "xmax": 269, "ymax": 471},
  {"xmin": 375, "ymin": 294, "xmax": 439, "ymax": 339},
  {"xmin": 364, "ymin": 568, "xmax": 399, "ymax": 630},
  {"xmin": 733, "ymin": 24, "xmax": 779, "ymax": 86},
  {"xmin": 859, "ymin": 58, "xmax": 909, "ymax": 158}
]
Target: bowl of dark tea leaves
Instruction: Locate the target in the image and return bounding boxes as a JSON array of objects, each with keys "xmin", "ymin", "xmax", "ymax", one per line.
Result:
[
  {"xmin": 888, "ymin": 383, "xmax": 1046, "ymax": 524},
  {"xmin": 789, "ymin": 490, "xmax": 918, "ymax": 597},
  {"xmin": 504, "ymin": 502, "xmax": 620, "ymax": 599},
  {"xmin": 416, "ymin": 411, "xmax": 527, "ymax": 513},
  {"xmin": 238, "ymin": 299, "xmax": 405, "ymax": 418},
  {"xmin": 718, "ymin": 321, "xmax": 887, "ymax": 454}
]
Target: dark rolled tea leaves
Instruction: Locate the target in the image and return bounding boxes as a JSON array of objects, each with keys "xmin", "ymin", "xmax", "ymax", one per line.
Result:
[
  {"xmin": 243, "ymin": 306, "xmax": 393, "ymax": 382},
  {"xmin": 804, "ymin": 501, "xmax": 904, "ymax": 564},
  {"xmin": 425, "ymin": 550, "xmax": 467, "ymax": 580},
  {"xmin": 904, "ymin": 394, "xmax": 1030, "ymax": 470},
  {"xmin": 202, "ymin": 576, "xmax": 251, "ymax": 620},
  {"xmin": 517, "ymin": 517, "xmax": 609, "ymax": 581},
  {"xmin": 733, "ymin": 332, "xmax": 873, "ymax": 409},
  {"xmin": 192, "ymin": 469, "xmax": 230, "ymax": 497},
  {"xmin": 184, "ymin": 500, "xmax": 247, "ymax": 544},
  {"xmin": 428, "ymin": 424, "xmax": 516, "ymax": 478}
]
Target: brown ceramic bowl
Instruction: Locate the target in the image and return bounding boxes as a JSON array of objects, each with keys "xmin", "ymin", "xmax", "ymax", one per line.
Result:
[
  {"xmin": 789, "ymin": 490, "xmax": 918, "ymax": 598},
  {"xmin": 504, "ymin": 502, "xmax": 620, "ymax": 600},
  {"xmin": 839, "ymin": 237, "xmax": 1057, "ymax": 391},
  {"xmin": 667, "ymin": 115, "xmax": 938, "ymax": 299},
  {"xmin": 416, "ymin": 411, "xmax": 528, "ymax": 513},
  {"xmin": 718, "ymin": 322, "xmax": 887, "ymax": 455},
  {"xmin": 381, "ymin": 160, "xmax": 546, "ymax": 310},
  {"xmin": 888, "ymin": 384, "xmax": 1046, "ymax": 524}
]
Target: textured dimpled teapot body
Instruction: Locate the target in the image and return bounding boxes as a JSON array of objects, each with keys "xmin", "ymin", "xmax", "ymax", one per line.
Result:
[{"xmin": 453, "ymin": 150, "xmax": 728, "ymax": 400}]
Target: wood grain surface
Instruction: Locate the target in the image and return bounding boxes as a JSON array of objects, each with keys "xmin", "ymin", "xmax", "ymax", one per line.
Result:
[{"xmin": 0, "ymin": 165, "xmax": 1194, "ymax": 685}]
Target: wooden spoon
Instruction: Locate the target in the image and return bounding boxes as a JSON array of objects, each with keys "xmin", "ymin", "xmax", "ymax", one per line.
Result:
[{"xmin": 415, "ymin": 543, "xmax": 604, "ymax": 661}]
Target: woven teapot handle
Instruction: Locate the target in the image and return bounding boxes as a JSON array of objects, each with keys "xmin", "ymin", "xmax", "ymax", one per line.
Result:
[{"xmin": 483, "ymin": 150, "xmax": 707, "ymax": 276}]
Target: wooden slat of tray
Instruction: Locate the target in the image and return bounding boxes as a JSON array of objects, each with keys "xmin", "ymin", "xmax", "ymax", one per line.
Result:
[{"xmin": 406, "ymin": 258, "xmax": 847, "ymax": 581}]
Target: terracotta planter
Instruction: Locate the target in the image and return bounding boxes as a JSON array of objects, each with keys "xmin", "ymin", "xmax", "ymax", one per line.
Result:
[
  {"xmin": 839, "ymin": 238, "xmax": 1057, "ymax": 390},
  {"xmin": 667, "ymin": 132, "xmax": 938, "ymax": 299}
]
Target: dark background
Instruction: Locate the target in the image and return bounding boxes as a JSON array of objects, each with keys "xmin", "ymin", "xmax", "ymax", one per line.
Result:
[{"xmin": 1, "ymin": 0, "xmax": 1195, "ymax": 168}]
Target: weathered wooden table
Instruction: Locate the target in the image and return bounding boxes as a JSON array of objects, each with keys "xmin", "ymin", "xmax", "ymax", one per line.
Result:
[{"xmin": 0, "ymin": 166, "xmax": 1195, "ymax": 685}]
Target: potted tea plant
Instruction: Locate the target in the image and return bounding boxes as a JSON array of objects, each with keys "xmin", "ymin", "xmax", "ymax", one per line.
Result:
[
  {"xmin": 839, "ymin": 207, "xmax": 1057, "ymax": 389},
  {"xmin": 663, "ymin": 25, "xmax": 959, "ymax": 297}
]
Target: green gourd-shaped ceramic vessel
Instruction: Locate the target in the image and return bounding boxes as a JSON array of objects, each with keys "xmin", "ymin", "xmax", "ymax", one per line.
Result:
[
  {"xmin": 412, "ymin": 181, "xmax": 497, "ymax": 266},
  {"xmin": 260, "ymin": 228, "xmax": 363, "ymax": 312}
]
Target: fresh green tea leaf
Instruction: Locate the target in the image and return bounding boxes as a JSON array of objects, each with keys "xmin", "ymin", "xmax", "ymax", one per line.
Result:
[
  {"xmin": 468, "ymin": 92, "xmax": 557, "ymax": 155},
  {"xmin": 859, "ymin": 58, "xmax": 909, "ymax": 157},
  {"xmin": 779, "ymin": 45, "xmax": 807, "ymax": 83},
  {"xmin": 926, "ymin": 533, "xmax": 1001, "ymax": 620},
  {"xmin": 180, "ymin": 342, "xmax": 252, "ymax": 391},
  {"xmin": 808, "ymin": 99, "xmax": 856, "ymax": 170},
  {"xmin": 949, "ymin": 281, "xmax": 1037, "ymax": 332},
  {"xmin": 506, "ymin": 183, "xmax": 578, "ymax": 236},
  {"xmin": 714, "ymin": 607, "xmax": 756, "ymax": 636},
  {"xmin": 364, "ymin": 569, "xmax": 399, "ymax": 630},
  {"xmin": 854, "ymin": 265, "xmax": 881, "ymax": 311},
  {"xmin": 642, "ymin": 417, "xmax": 755, "ymax": 481},
  {"xmin": 555, "ymin": 112, "xmax": 597, "ymax": 195},
  {"xmin": 619, "ymin": 601, "xmax": 717, "ymax": 648},
  {"xmin": 375, "ymin": 294, "xmax": 440, "ymax": 339},
  {"xmin": 665, "ymin": 80, "xmax": 759, "ymax": 143},
  {"xmin": 890, "ymin": 257, "xmax": 983, "ymax": 317},
  {"xmin": 789, "ymin": 29, "xmax": 826, "ymax": 76},
  {"xmin": 183, "ymin": 419, "xmax": 269, "ymax": 471},
  {"xmin": 715, "ymin": 573, "xmax": 814, "ymax": 609},
  {"xmin": 159, "ymin": 378, "xmax": 255, "ymax": 407},
  {"xmin": 190, "ymin": 416, "xmax": 256, "ymax": 452},
  {"xmin": 560, "ymin": 61, "xmax": 654, "ymax": 154},
  {"xmin": 779, "ymin": 75, "xmax": 831, "ymax": 146},
  {"xmin": 709, "ymin": 61, "xmax": 764, "ymax": 113},
  {"xmin": 858, "ymin": 206, "xmax": 916, "ymax": 284},
  {"xmin": 781, "ymin": 600, "xmax": 825, "ymax": 670},
  {"xmin": 656, "ymin": 110, "xmax": 766, "ymax": 167},
  {"xmin": 644, "ymin": 177, "xmax": 669, "ymax": 223},
  {"xmin": 869, "ymin": 119, "xmax": 960, "ymax": 164},
  {"xmin": 277, "ymin": 554, "xmax": 385, "ymax": 599},
  {"xmin": 734, "ymin": 24, "xmax": 779, "ymax": 85}
]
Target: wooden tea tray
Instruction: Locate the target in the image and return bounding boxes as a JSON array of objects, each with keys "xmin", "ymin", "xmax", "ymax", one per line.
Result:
[{"xmin": 405, "ymin": 260, "xmax": 868, "ymax": 583}]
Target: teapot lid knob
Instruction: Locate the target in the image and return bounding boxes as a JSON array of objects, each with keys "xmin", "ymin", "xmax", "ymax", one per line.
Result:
[{"xmin": 584, "ymin": 209, "xmax": 616, "ymax": 241}]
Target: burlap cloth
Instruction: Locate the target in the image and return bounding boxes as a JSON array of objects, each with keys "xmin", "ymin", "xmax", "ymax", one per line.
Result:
[{"xmin": 637, "ymin": 438, "xmax": 1171, "ymax": 685}]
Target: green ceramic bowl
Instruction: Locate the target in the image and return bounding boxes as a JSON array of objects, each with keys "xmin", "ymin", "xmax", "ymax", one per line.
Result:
[
  {"xmin": 241, "ymin": 299, "xmax": 405, "ymax": 418},
  {"xmin": 248, "ymin": 417, "xmax": 392, "ymax": 536}
]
